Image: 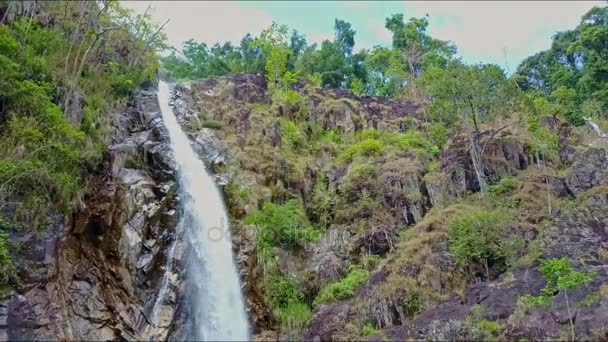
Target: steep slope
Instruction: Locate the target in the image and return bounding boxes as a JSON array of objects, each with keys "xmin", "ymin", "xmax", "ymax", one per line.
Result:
[{"xmin": 171, "ymin": 74, "xmax": 608, "ymax": 341}]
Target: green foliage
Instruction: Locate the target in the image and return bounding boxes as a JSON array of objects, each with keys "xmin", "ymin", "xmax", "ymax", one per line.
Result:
[
  {"xmin": 421, "ymin": 62, "xmax": 518, "ymax": 130},
  {"xmin": 449, "ymin": 209, "xmax": 515, "ymax": 278},
  {"xmin": 361, "ymin": 321, "xmax": 380, "ymax": 336},
  {"xmin": 280, "ymin": 119, "xmax": 304, "ymax": 149},
  {"xmin": 270, "ymin": 274, "xmax": 305, "ymax": 308},
  {"xmin": 349, "ymin": 77, "xmax": 365, "ymax": 96},
  {"xmin": 310, "ymin": 176, "xmax": 334, "ymax": 229},
  {"xmin": 0, "ymin": 4, "xmax": 161, "ymax": 229},
  {"xmin": 381, "ymin": 130, "xmax": 440, "ymax": 155},
  {"xmin": 428, "ymin": 122, "xmax": 448, "ymax": 149},
  {"xmin": 515, "ymin": 6, "xmax": 608, "ymax": 118},
  {"xmin": 525, "ymin": 257, "xmax": 596, "ymax": 307},
  {"xmin": 244, "ymin": 199, "xmax": 319, "ymax": 259},
  {"xmin": 274, "ymin": 301, "xmax": 312, "ymax": 331},
  {"xmin": 269, "ymin": 274, "xmax": 312, "ymax": 331},
  {"xmin": 0, "ymin": 232, "xmax": 15, "ymax": 282},
  {"xmin": 202, "ymin": 119, "xmax": 222, "ymax": 130},
  {"xmin": 579, "ymin": 292, "xmax": 600, "ymax": 307},
  {"xmin": 273, "ymin": 88, "xmax": 307, "ymax": 118},
  {"xmin": 488, "ymin": 177, "xmax": 516, "ymax": 197},
  {"xmin": 467, "ymin": 304, "xmax": 502, "ymax": 340},
  {"xmin": 314, "ymin": 265, "xmax": 369, "ymax": 306},
  {"xmin": 338, "ymin": 139, "xmax": 384, "ymax": 162}
]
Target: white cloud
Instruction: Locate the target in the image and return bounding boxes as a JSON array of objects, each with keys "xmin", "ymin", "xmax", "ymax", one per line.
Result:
[
  {"xmin": 403, "ymin": 1, "xmax": 602, "ymax": 67},
  {"xmin": 364, "ymin": 19, "xmax": 392, "ymax": 49},
  {"xmin": 308, "ymin": 31, "xmax": 335, "ymax": 45},
  {"xmin": 122, "ymin": 1, "xmax": 272, "ymax": 48}
]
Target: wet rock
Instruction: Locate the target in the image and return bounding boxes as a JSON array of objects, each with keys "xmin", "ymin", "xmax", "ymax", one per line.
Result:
[{"xmin": 191, "ymin": 128, "xmax": 228, "ymax": 167}]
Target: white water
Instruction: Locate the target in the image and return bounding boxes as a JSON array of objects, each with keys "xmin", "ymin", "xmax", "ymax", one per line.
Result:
[
  {"xmin": 584, "ymin": 116, "xmax": 607, "ymax": 138},
  {"xmin": 157, "ymin": 81, "xmax": 249, "ymax": 341}
]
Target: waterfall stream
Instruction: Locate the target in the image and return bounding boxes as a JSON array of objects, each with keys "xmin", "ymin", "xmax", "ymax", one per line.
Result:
[{"xmin": 156, "ymin": 81, "xmax": 249, "ymax": 340}]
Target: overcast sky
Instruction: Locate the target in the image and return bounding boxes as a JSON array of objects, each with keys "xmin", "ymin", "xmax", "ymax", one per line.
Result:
[{"xmin": 123, "ymin": 1, "xmax": 602, "ymax": 71}]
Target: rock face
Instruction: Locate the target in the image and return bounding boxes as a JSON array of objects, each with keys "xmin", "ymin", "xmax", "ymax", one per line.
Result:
[{"xmin": 3, "ymin": 83, "xmax": 186, "ymax": 341}]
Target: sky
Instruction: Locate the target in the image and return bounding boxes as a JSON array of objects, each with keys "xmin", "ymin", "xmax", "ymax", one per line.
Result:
[{"xmin": 123, "ymin": 1, "xmax": 603, "ymax": 71}]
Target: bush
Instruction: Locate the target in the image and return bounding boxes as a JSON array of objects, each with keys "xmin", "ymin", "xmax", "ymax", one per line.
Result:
[
  {"xmin": 488, "ymin": 177, "xmax": 516, "ymax": 197},
  {"xmin": 202, "ymin": 119, "xmax": 222, "ymax": 129},
  {"xmin": 361, "ymin": 321, "xmax": 380, "ymax": 336},
  {"xmin": 273, "ymin": 88, "xmax": 306, "ymax": 118},
  {"xmin": 338, "ymin": 139, "xmax": 383, "ymax": 162},
  {"xmin": 269, "ymin": 274, "xmax": 311, "ymax": 331},
  {"xmin": 274, "ymin": 301, "xmax": 312, "ymax": 331},
  {"xmin": 448, "ymin": 209, "xmax": 514, "ymax": 279},
  {"xmin": 381, "ymin": 130, "xmax": 440, "ymax": 155},
  {"xmin": 280, "ymin": 119, "xmax": 304, "ymax": 149},
  {"xmin": 355, "ymin": 129, "xmax": 381, "ymax": 142},
  {"xmin": 314, "ymin": 265, "xmax": 369, "ymax": 306},
  {"xmin": 244, "ymin": 199, "xmax": 319, "ymax": 259}
]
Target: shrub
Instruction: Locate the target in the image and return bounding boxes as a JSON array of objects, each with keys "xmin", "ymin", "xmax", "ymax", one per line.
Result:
[
  {"xmin": 448, "ymin": 209, "xmax": 513, "ymax": 279},
  {"xmin": 202, "ymin": 119, "xmax": 222, "ymax": 129},
  {"xmin": 244, "ymin": 199, "xmax": 319, "ymax": 259},
  {"xmin": 523, "ymin": 257, "xmax": 595, "ymax": 340},
  {"xmin": 269, "ymin": 274, "xmax": 312, "ymax": 331},
  {"xmin": 428, "ymin": 122, "xmax": 448, "ymax": 149},
  {"xmin": 488, "ymin": 177, "xmax": 516, "ymax": 197},
  {"xmin": 273, "ymin": 88, "xmax": 306, "ymax": 118},
  {"xmin": 381, "ymin": 130, "xmax": 439, "ymax": 155},
  {"xmin": 355, "ymin": 129, "xmax": 381, "ymax": 142},
  {"xmin": 280, "ymin": 119, "xmax": 305, "ymax": 149},
  {"xmin": 314, "ymin": 265, "xmax": 369, "ymax": 306},
  {"xmin": 361, "ymin": 321, "xmax": 380, "ymax": 336},
  {"xmin": 338, "ymin": 139, "xmax": 383, "ymax": 162},
  {"xmin": 274, "ymin": 301, "xmax": 312, "ymax": 331}
]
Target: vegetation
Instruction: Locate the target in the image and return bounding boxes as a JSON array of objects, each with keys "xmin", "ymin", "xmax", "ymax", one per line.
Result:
[
  {"xmin": 314, "ymin": 265, "xmax": 369, "ymax": 306},
  {"xmin": 524, "ymin": 257, "xmax": 595, "ymax": 340},
  {"xmin": 449, "ymin": 209, "xmax": 516, "ymax": 280},
  {"xmin": 0, "ymin": 2, "xmax": 162, "ymax": 230},
  {"xmin": 244, "ymin": 199, "xmax": 319, "ymax": 259},
  {"xmin": 270, "ymin": 274, "xmax": 312, "ymax": 331}
]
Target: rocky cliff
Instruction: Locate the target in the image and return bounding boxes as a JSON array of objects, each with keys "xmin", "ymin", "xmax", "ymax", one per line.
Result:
[
  {"xmin": 3, "ymin": 73, "xmax": 607, "ymax": 341},
  {"xmin": 170, "ymin": 74, "xmax": 608, "ymax": 341},
  {"xmin": 2, "ymin": 82, "xmax": 190, "ymax": 341}
]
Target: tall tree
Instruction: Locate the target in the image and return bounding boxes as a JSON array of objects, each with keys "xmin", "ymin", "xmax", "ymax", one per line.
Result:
[
  {"xmin": 334, "ymin": 19, "xmax": 355, "ymax": 56},
  {"xmin": 421, "ymin": 62, "xmax": 518, "ymax": 193}
]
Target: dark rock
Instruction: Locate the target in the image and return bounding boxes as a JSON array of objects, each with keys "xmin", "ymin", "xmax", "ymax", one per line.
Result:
[{"xmin": 565, "ymin": 148, "xmax": 608, "ymax": 196}]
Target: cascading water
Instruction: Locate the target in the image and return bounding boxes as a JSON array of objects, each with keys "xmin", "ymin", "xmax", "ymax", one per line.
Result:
[{"xmin": 156, "ymin": 81, "xmax": 249, "ymax": 340}]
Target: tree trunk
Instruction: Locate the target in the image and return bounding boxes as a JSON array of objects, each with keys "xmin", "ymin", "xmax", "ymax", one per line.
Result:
[
  {"xmin": 468, "ymin": 131, "xmax": 487, "ymax": 194},
  {"xmin": 564, "ymin": 291, "xmax": 575, "ymax": 341}
]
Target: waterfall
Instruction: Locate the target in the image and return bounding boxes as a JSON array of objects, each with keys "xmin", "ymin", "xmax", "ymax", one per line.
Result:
[
  {"xmin": 157, "ymin": 81, "xmax": 249, "ymax": 341},
  {"xmin": 584, "ymin": 116, "xmax": 607, "ymax": 138}
]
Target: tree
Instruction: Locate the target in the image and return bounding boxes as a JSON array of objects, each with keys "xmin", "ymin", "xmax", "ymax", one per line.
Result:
[
  {"xmin": 514, "ymin": 5, "xmax": 608, "ymax": 119},
  {"xmin": 526, "ymin": 257, "xmax": 595, "ymax": 341},
  {"xmin": 251, "ymin": 22, "xmax": 292, "ymax": 87},
  {"xmin": 420, "ymin": 62, "xmax": 518, "ymax": 193},
  {"xmin": 334, "ymin": 19, "xmax": 355, "ymax": 56}
]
